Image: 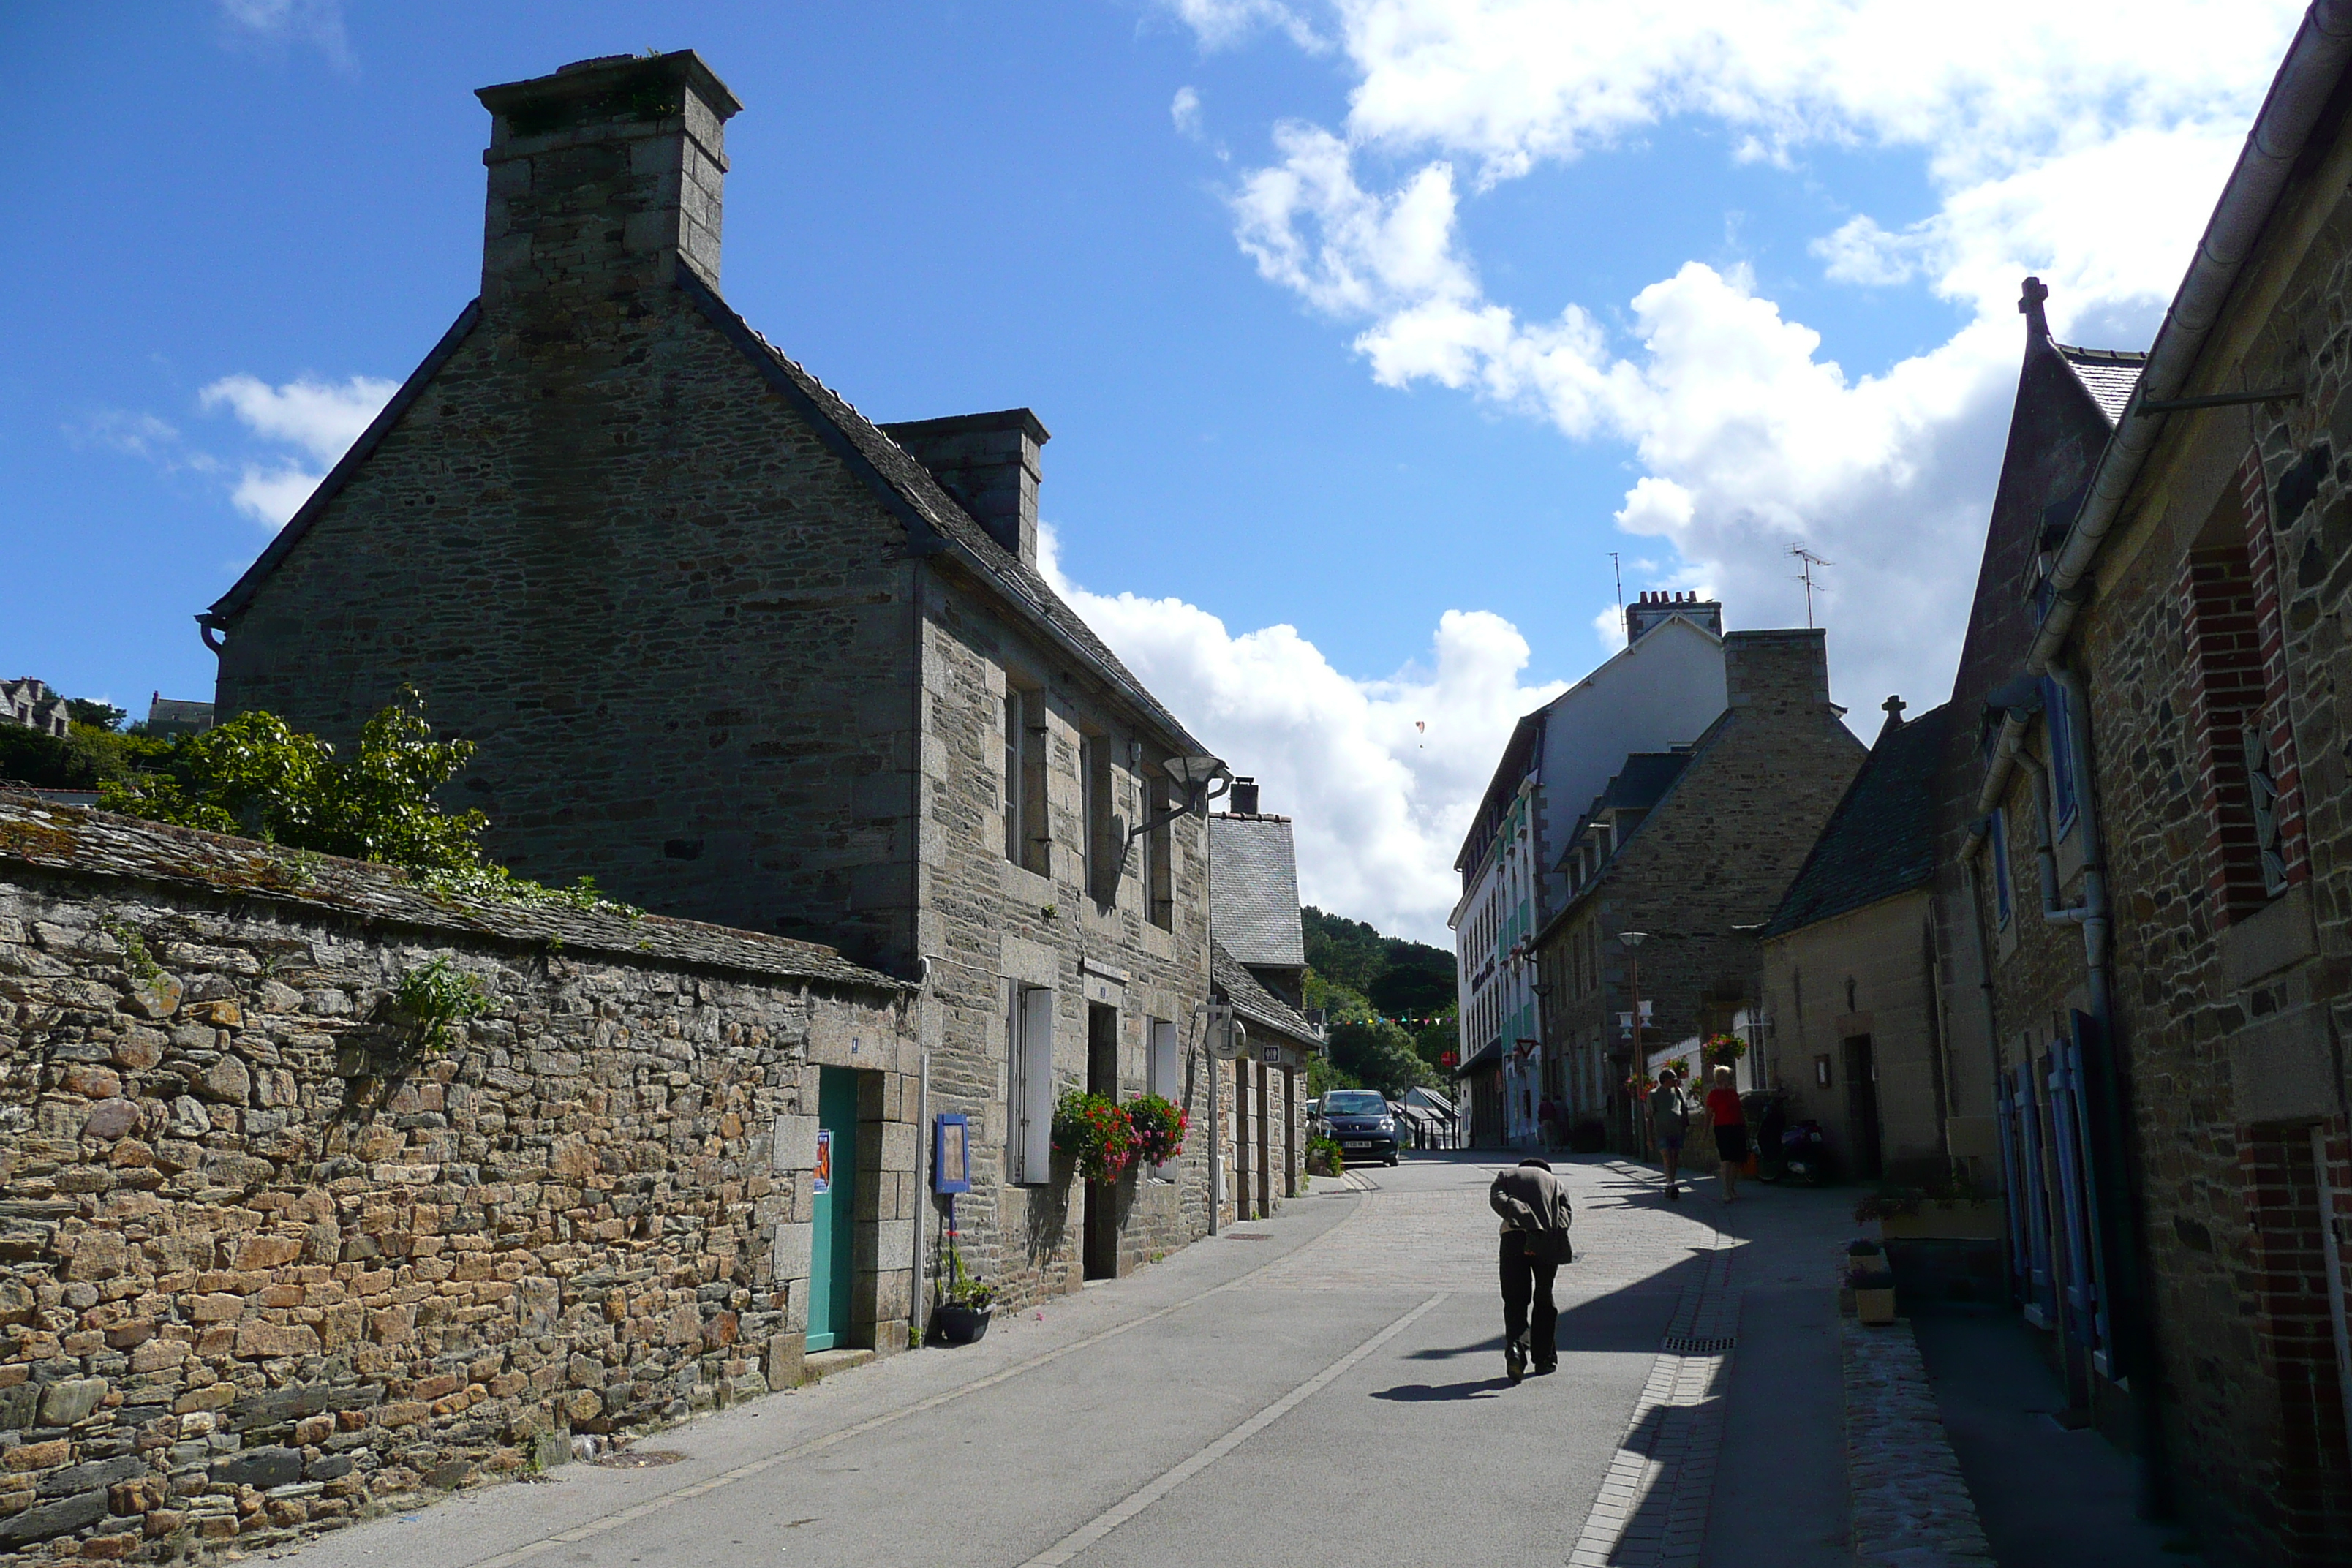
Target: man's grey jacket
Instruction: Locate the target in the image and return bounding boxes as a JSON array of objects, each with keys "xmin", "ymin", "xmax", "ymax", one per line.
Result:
[{"xmin": 1490, "ymin": 1161, "xmax": 1575, "ymax": 1265}]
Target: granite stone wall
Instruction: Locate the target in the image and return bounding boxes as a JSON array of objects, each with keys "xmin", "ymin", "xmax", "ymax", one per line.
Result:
[{"xmin": 0, "ymin": 797, "xmax": 916, "ymax": 1562}]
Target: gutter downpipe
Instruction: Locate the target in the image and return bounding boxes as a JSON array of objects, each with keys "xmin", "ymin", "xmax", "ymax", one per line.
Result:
[{"xmin": 1968, "ymin": 0, "xmax": 2352, "ymax": 1515}]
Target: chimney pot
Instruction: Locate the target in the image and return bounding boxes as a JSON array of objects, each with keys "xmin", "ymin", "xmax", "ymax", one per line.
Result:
[{"xmin": 1229, "ymin": 777, "xmax": 1260, "ymax": 815}]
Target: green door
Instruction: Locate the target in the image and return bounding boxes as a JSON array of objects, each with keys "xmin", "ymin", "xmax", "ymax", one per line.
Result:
[{"xmin": 806, "ymin": 1068, "xmax": 859, "ymax": 1352}]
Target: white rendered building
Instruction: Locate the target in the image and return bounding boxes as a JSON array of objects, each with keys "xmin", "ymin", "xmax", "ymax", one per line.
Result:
[{"xmin": 1450, "ymin": 595, "xmax": 1730, "ymax": 1145}]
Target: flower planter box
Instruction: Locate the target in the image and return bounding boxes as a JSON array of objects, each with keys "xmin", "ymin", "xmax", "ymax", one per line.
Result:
[
  {"xmin": 1854, "ymin": 1286, "xmax": 1898, "ymax": 1326},
  {"xmin": 1879, "ymin": 1200, "xmax": 2004, "ymax": 1240},
  {"xmin": 930, "ymin": 1303, "xmax": 993, "ymax": 1346}
]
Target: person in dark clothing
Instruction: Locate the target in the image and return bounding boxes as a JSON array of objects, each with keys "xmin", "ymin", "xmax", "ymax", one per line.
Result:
[{"xmin": 1490, "ymin": 1158, "xmax": 1574, "ymax": 1384}]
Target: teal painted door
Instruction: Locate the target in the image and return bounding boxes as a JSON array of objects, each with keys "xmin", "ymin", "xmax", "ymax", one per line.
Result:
[{"xmin": 806, "ymin": 1068, "xmax": 859, "ymax": 1352}]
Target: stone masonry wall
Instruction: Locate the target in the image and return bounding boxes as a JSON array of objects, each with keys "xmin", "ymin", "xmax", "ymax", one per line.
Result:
[
  {"xmin": 0, "ymin": 797, "xmax": 915, "ymax": 1562},
  {"xmin": 2057, "ymin": 115, "xmax": 2352, "ymax": 1566}
]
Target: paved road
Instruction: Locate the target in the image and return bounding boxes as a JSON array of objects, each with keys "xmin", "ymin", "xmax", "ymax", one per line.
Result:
[{"xmin": 274, "ymin": 1153, "xmax": 1856, "ymax": 1568}]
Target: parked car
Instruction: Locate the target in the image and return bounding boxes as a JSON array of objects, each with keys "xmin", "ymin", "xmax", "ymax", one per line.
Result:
[{"xmin": 1319, "ymin": 1089, "xmax": 1401, "ymax": 1166}]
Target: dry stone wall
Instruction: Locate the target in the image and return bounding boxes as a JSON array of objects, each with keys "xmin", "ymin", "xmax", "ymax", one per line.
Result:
[{"xmin": 0, "ymin": 796, "xmax": 913, "ymax": 1562}]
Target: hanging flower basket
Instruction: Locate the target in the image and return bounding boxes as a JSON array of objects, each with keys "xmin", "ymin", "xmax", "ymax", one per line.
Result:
[
  {"xmin": 1053, "ymin": 1090, "xmax": 1136, "ymax": 1183},
  {"xmin": 1703, "ymin": 1033, "xmax": 1748, "ymax": 1064},
  {"xmin": 1126, "ymin": 1093, "xmax": 1188, "ymax": 1164}
]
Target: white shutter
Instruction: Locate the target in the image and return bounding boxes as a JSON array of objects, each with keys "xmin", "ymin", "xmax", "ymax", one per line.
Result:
[{"xmin": 1012, "ymin": 987, "xmax": 1056, "ymax": 1184}]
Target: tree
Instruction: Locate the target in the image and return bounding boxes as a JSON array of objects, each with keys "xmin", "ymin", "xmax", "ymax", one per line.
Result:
[
  {"xmin": 66, "ymin": 699, "xmax": 126, "ymax": 732},
  {"xmin": 1326, "ymin": 1017, "xmax": 1437, "ymax": 1099}
]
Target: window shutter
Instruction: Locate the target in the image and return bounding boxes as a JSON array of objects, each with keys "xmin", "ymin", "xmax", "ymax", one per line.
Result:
[
  {"xmin": 1013, "ymin": 987, "xmax": 1056, "ymax": 1183},
  {"xmin": 1147, "ymin": 1019, "xmax": 1180, "ymax": 1177}
]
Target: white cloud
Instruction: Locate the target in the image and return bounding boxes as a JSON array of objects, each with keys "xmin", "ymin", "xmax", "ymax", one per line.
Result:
[
  {"xmin": 1177, "ymin": 0, "xmax": 2304, "ymax": 717},
  {"xmin": 1040, "ymin": 524, "xmax": 1562, "ymax": 941},
  {"xmin": 1172, "ymin": 86, "xmax": 1205, "ymax": 140},
  {"xmin": 227, "ymin": 464, "xmax": 325, "ymax": 527},
  {"xmin": 199, "ymin": 373, "xmax": 396, "ymax": 464},
  {"xmin": 1166, "ymin": 0, "xmax": 1325, "ymax": 53},
  {"xmin": 217, "ymin": 0, "xmax": 351, "ymax": 65}
]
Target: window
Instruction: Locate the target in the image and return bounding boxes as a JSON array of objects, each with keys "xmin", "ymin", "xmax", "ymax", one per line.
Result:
[
  {"xmin": 1146, "ymin": 774, "xmax": 1175, "ymax": 930},
  {"xmin": 1003, "ymin": 686, "xmax": 1049, "ymax": 875},
  {"xmin": 1147, "ymin": 1019, "xmax": 1180, "ymax": 1174},
  {"xmin": 1081, "ymin": 734, "xmax": 1117, "ymax": 904},
  {"xmin": 1009, "ymin": 985, "xmax": 1055, "ymax": 1184},
  {"xmin": 2042, "ymin": 675, "xmax": 2077, "ymax": 831},
  {"xmin": 1991, "ymin": 807, "xmax": 2014, "ymax": 926}
]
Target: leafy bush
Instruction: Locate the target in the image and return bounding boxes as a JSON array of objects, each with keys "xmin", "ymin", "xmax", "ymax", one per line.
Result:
[
  {"xmin": 1052, "ymin": 1090, "xmax": 1135, "ymax": 1183},
  {"xmin": 101, "ymin": 690, "xmax": 634, "ymax": 915},
  {"xmin": 1126, "ymin": 1093, "xmax": 1187, "ymax": 1164},
  {"xmin": 391, "ymin": 957, "xmax": 490, "ymax": 1054},
  {"xmin": 1306, "ymin": 1135, "xmax": 1346, "ymax": 1177}
]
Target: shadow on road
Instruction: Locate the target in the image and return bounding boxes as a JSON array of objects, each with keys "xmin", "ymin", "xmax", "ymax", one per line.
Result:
[
  {"xmin": 1403, "ymin": 1336, "xmax": 1502, "ymax": 1360},
  {"xmin": 1368, "ymin": 1378, "xmax": 1510, "ymax": 1402}
]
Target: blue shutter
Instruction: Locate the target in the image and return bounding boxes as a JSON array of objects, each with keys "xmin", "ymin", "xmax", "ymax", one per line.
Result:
[{"xmin": 2043, "ymin": 676, "xmax": 2078, "ymax": 829}]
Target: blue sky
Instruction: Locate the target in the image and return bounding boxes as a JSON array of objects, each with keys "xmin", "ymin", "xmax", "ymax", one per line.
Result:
[{"xmin": 1, "ymin": 1, "xmax": 2308, "ymax": 938}]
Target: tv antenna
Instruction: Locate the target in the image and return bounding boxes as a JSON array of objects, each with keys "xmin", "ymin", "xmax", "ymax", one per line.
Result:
[
  {"xmin": 1787, "ymin": 545, "xmax": 1831, "ymax": 627},
  {"xmin": 1608, "ymin": 551, "xmax": 1624, "ymax": 617}
]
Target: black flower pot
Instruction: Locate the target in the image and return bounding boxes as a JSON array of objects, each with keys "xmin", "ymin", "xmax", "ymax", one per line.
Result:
[{"xmin": 931, "ymin": 1303, "xmax": 994, "ymax": 1346}]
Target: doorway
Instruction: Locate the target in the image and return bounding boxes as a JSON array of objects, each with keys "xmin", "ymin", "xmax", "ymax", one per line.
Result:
[
  {"xmin": 1084, "ymin": 1004, "xmax": 1120, "ymax": 1281},
  {"xmin": 1842, "ymin": 1034, "xmax": 1882, "ymax": 1180},
  {"xmin": 806, "ymin": 1066, "xmax": 859, "ymax": 1352}
]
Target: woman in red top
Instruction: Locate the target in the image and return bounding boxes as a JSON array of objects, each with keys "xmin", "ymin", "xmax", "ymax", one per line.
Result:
[{"xmin": 1704, "ymin": 1066, "xmax": 1746, "ymax": 1204}]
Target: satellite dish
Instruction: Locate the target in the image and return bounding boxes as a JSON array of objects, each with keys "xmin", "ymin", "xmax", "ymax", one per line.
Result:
[{"xmin": 1210, "ymin": 1019, "xmax": 1248, "ymax": 1060}]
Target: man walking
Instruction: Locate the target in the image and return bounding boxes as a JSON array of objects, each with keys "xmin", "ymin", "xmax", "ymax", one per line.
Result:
[{"xmin": 1490, "ymin": 1158, "xmax": 1574, "ymax": 1384}]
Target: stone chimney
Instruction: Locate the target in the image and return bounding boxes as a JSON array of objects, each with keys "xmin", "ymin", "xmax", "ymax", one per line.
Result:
[
  {"xmin": 880, "ymin": 410, "xmax": 1049, "ymax": 569},
  {"xmin": 476, "ymin": 51, "xmax": 742, "ymax": 309},
  {"xmin": 1722, "ymin": 629, "xmax": 1832, "ymax": 712},
  {"xmin": 1228, "ymin": 777, "xmax": 1260, "ymax": 815},
  {"xmin": 1624, "ymin": 589, "xmax": 1724, "ymax": 644}
]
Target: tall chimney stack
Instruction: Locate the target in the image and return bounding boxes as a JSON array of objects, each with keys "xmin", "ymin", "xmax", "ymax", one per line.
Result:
[
  {"xmin": 476, "ymin": 51, "xmax": 742, "ymax": 309},
  {"xmin": 1228, "ymin": 777, "xmax": 1261, "ymax": 815}
]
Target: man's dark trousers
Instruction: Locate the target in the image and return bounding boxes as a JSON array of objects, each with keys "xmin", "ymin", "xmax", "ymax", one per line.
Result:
[{"xmin": 1499, "ymin": 1232, "xmax": 1558, "ymax": 1368}]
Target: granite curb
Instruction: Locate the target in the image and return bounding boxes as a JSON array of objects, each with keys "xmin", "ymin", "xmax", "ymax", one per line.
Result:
[{"xmin": 1840, "ymin": 1311, "xmax": 1997, "ymax": 1568}]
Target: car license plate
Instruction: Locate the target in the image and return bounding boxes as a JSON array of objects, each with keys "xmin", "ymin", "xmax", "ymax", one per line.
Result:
[{"xmin": 1342, "ymin": 1140, "xmax": 1372, "ymax": 1149}]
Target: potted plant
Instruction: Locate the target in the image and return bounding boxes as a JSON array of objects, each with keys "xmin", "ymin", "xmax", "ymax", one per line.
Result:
[
  {"xmin": 930, "ymin": 1235, "xmax": 995, "ymax": 1346},
  {"xmin": 1306, "ymin": 1134, "xmax": 1346, "ymax": 1177},
  {"xmin": 1702, "ymin": 1033, "xmax": 1747, "ymax": 1068},
  {"xmin": 1855, "ymin": 1175, "xmax": 2005, "ymax": 1239},
  {"xmin": 1052, "ymin": 1090, "xmax": 1136, "ymax": 1183},
  {"xmin": 1126, "ymin": 1093, "xmax": 1187, "ymax": 1166}
]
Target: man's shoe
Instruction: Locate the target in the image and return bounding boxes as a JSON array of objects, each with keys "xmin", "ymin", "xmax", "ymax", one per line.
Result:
[
  {"xmin": 1666, "ymin": 1185, "xmax": 1680, "ymax": 1200},
  {"xmin": 1532, "ymin": 1360, "xmax": 1558, "ymax": 1376},
  {"xmin": 1505, "ymin": 1343, "xmax": 1526, "ymax": 1384}
]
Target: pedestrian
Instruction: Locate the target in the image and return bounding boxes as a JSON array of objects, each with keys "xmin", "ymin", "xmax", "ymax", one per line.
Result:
[
  {"xmin": 1704, "ymin": 1064, "xmax": 1747, "ymax": 1203},
  {"xmin": 1489, "ymin": 1158, "xmax": 1574, "ymax": 1384},
  {"xmin": 1648, "ymin": 1068, "xmax": 1689, "ymax": 1199}
]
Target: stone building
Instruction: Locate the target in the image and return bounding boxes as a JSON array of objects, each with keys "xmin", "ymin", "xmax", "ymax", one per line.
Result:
[
  {"xmin": 1759, "ymin": 701, "xmax": 1950, "ymax": 1184},
  {"xmin": 193, "ymin": 53, "xmax": 1234, "ymax": 1337},
  {"xmin": 1, "ymin": 679, "xmax": 69, "ymax": 739},
  {"xmin": 1208, "ymin": 780, "xmax": 1315, "ymax": 1218},
  {"xmin": 1451, "ymin": 594, "xmax": 1728, "ymax": 1146},
  {"xmin": 1529, "ymin": 630, "xmax": 1865, "ymax": 1152},
  {"xmin": 1945, "ymin": 12, "xmax": 2352, "ymax": 1558},
  {"xmin": 143, "ymin": 694, "xmax": 214, "ymax": 739}
]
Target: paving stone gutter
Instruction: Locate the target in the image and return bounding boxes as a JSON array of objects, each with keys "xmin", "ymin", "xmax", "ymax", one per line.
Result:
[{"xmin": 1839, "ymin": 1283, "xmax": 1997, "ymax": 1568}]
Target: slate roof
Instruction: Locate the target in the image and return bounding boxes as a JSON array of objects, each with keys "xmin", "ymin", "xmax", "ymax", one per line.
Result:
[
  {"xmin": 1212, "ymin": 938, "xmax": 1320, "ymax": 1050},
  {"xmin": 2055, "ymin": 343, "xmax": 2148, "ymax": 426},
  {"xmin": 1548, "ymin": 750, "xmax": 1692, "ymax": 878},
  {"xmin": 1210, "ymin": 813, "xmax": 1305, "ymax": 970},
  {"xmin": 0, "ymin": 794, "xmax": 911, "ymax": 995},
  {"xmin": 1759, "ymin": 702, "xmax": 1950, "ymax": 938},
  {"xmin": 206, "ymin": 268, "xmax": 1204, "ymax": 758}
]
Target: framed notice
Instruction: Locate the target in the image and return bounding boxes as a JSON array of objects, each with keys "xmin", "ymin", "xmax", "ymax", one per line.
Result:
[
  {"xmin": 812, "ymin": 1128, "xmax": 834, "ymax": 1195},
  {"xmin": 933, "ymin": 1113, "xmax": 971, "ymax": 1194}
]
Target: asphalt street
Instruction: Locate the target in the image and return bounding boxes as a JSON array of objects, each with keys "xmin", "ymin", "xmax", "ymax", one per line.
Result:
[{"xmin": 271, "ymin": 1152, "xmax": 1856, "ymax": 1568}]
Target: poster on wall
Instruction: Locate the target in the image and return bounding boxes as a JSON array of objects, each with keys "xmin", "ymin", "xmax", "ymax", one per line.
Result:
[{"xmin": 812, "ymin": 1128, "xmax": 834, "ymax": 1195}]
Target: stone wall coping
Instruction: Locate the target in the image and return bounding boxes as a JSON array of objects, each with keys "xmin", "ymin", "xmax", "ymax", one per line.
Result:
[{"xmin": 0, "ymin": 791, "xmax": 912, "ymax": 996}]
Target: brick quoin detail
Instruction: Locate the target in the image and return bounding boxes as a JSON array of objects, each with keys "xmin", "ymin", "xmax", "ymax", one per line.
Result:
[
  {"xmin": 2236, "ymin": 1117, "xmax": 2352, "ymax": 1561},
  {"xmin": 2241, "ymin": 450, "xmax": 2312, "ymax": 889},
  {"xmin": 2181, "ymin": 541, "xmax": 2272, "ymax": 919}
]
